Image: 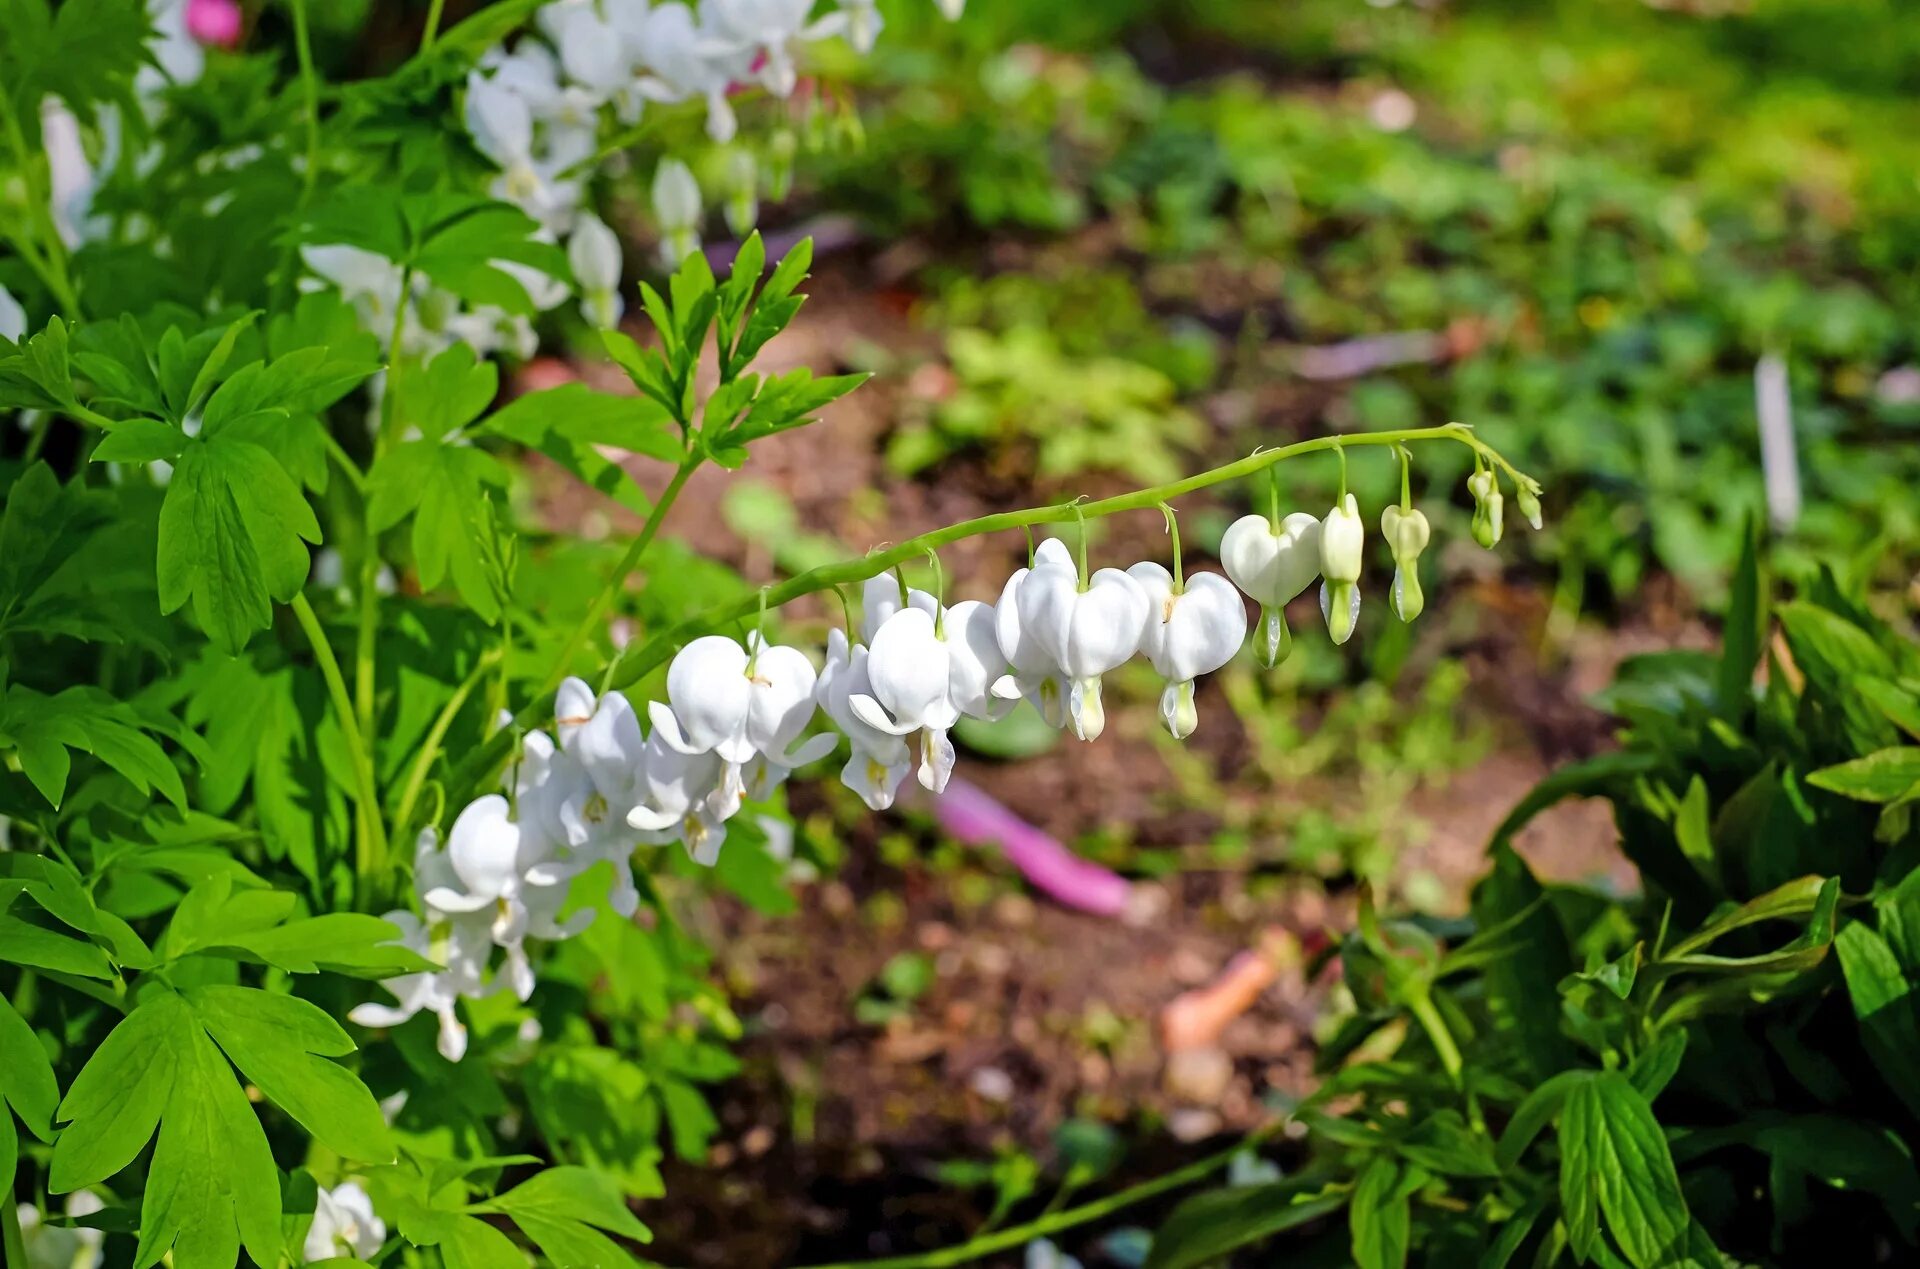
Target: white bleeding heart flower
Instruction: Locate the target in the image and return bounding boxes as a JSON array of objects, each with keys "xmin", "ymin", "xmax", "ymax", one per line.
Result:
[
  {"xmin": 547, "ymin": 680, "xmax": 655, "ymax": 915},
  {"xmin": 1017, "ymin": 561, "xmax": 1150, "ymax": 742},
  {"xmin": 303, "ymin": 1181, "xmax": 386, "ymax": 1264},
  {"xmin": 649, "ymin": 634, "xmax": 819, "ymax": 818},
  {"xmin": 540, "ymin": 0, "xmax": 634, "ymax": 101},
  {"xmin": 991, "ymin": 537, "xmax": 1076, "ymax": 728},
  {"xmin": 1220, "ymin": 510, "xmax": 1321, "ymax": 666},
  {"xmin": 419, "ymin": 795, "xmax": 536, "ymax": 920},
  {"xmin": 508, "ymin": 729, "xmax": 598, "ymax": 854},
  {"xmin": 626, "ymin": 728, "xmax": 738, "ymax": 866},
  {"xmin": 567, "ymin": 211, "xmax": 624, "ymax": 328},
  {"xmin": 859, "ymin": 572, "xmax": 937, "ymax": 645},
  {"xmin": 1126, "ymin": 564, "xmax": 1248, "ymax": 739},
  {"xmin": 817, "ymin": 628, "xmax": 914, "ymax": 810},
  {"xmin": 837, "ymin": 0, "xmax": 883, "ymax": 52},
  {"xmin": 941, "ymin": 599, "xmax": 1013, "ymax": 721},
  {"xmin": 1469, "ymin": 468, "xmax": 1505, "ymax": 548},
  {"xmin": 1318, "ymin": 493, "xmax": 1364, "ymax": 646},
  {"xmin": 697, "ymin": 0, "xmax": 828, "ymax": 98},
  {"xmin": 1380, "ymin": 504, "xmax": 1431, "ymax": 623},
  {"xmin": 851, "ymin": 596, "xmax": 1010, "ymax": 792},
  {"xmin": 349, "ymin": 908, "xmax": 500, "ymax": 1062},
  {"xmin": 634, "ymin": 3, "xmax": 746, "ymax": 143},
  {"xmin": 650, "ymin": 634, "xmax": 756, "ymax": 763},
  {"xmin": 849, "ymin": 606, "xmax": 960, "ymax": 789}
]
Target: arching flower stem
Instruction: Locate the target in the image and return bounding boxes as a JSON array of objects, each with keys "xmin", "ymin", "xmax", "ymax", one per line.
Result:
[{"xmin": 444, "ymin": 423, "xmax": 1525, "ymax": 802}]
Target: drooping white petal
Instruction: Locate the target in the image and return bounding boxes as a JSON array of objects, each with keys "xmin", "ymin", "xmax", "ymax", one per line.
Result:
[
  {"xmin": 840, "ymin": 746, "xmax": 912, "ymax": 810},
  {"xmin": 916, "ymin": 726, "xmax": 957, "ymax": 793},
  {"xmin": 465, "ymin": 70, "xmax": 534, "ymax": 167},
  {"xmin": 1320, "ymin": 494, "xmax": 1364, "ymax": 584},
  {"xmin": 444, "ymin": 794, "xmax": 523, "ymax": 900},
  {"xmin": 1042, "ymin": 566, "xmax": 1149, "ymax": 679},
  {"xmin": 651, "ymin": 157, "xmax": 703, "ymax": 233},
  {"xmin": 744, "ymin": 636, "xmax": 820, "ymax": 755},
  {"xmin": 665, "ymin": 634, "xmax": 755, "ymax": 762},
  {"xmin": 817, "ymin": 628, "xmax": 914, "ymax": 760},
  {"xmin": 566, "ymin": 216, "xmax": 621, "ymax": 292},
  {"xmin": 864, "ymin": 606, "xmax": 958, "ymax": 731},
  {"xmin": 943, "ymin": 599, "xmax": 1012, "ymax": 720},
  {"xmin": 554, "ymin": 675, "xmax": 597, "ymax": 747}
]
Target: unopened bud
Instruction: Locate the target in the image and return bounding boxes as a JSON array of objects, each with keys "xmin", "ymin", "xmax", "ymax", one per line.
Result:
[
  {"xmin": 1468, "ymin": 469, "xmax": 1504, "ymax": 549},
  {"xmin": 1380, "ymin": 505, "xmax": 1430, "ymax": 623},
  {"xmin": 1515, "ymin": 483, "xmax": 1543, "ymax": 531}
]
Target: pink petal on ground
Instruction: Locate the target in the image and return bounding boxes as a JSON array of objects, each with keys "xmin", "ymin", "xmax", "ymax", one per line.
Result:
[{"xmin": 934, "ymin": 777, "xmax": 1131, "ymax": 916}]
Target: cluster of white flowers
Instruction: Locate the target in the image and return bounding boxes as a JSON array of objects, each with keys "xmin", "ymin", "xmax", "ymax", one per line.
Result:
[
  {"xmin": 296, "ymin": 0, "xmax": 961, "ymax": 359},
  {"xmin": 357, "ymin": 475, "xmax": 1526, "ymax": 1058},
  {"xmin": 461, "ymin": 0, "xmax": 964, "ymax": 264}
]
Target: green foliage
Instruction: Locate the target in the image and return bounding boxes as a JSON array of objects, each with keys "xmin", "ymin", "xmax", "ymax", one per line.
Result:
[
  {"xmin": 0, "ymin": 4, "xmax": 853, "ymax": 1254},
  {"xmin": 1150, "ymin": 545, "xmax": 1920, "ymax": 1265}
]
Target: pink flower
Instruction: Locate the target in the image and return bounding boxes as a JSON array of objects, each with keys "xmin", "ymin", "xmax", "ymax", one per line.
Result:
[
  {"xmin": 186, "ymin": 0, "xmax": 243, "ymax": 48},
  {"xmin": 934, "ymin": 778, "xmax": 1132, "ymax": 917}
]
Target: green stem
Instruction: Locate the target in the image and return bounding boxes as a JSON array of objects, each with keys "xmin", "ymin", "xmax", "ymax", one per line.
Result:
[
  {"xmin": 446, "ymin": 424, "xmax": 1513, "ymax": 802},
  {"xmin": 420, "ymin": 0, "xmax": 449, "ymax": 50},
  {"xmin": 389, "ymin": 647, "xmax": 503, "ymax": 837},
  {"xmin": 322, "ymin": 431, "xmax": 368, "ymax": 492},
  {"xmin": 538, "ymin": 454, "xmax": 700, "ymax": 700},
  {"xmin": 357, "ymin": 272, "xmax": 414, "ymax": 775},
  {"xmin": 291, "ymin": 594, "xmax": 390, "ymax": 891},
  {"xmin": 1, "ymin": 1188, "xmax": 27, "ymax": 1268},
  {"xmin": 271, "ymin": 0, "xmax": 324, "ymax": 307},
  {"xmin": 0, "ymin": 88, "xmax": 80, "ymax": 316},
  {"xmin": 21, "ymin": 413, "xmax": 52, "ymax": 463},
  {"xmin": 1159, "ymin": 502, "xmax": 1184, "ymax": 592},
  {"xmin": 1408, "ymin": 988, "xmax": 1464, "ymax": 1085},
  {"xmin": 792, "ymin": 1122, "xmax": 1291, "ymax": 1269}
]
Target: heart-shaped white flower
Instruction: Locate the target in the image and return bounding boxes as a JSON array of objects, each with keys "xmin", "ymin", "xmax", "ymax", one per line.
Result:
[
  {"xmin": 992, "ymin": 538, "xmax": 1076, "ymax": 727},
  {"xmin": 1221, "ymin": 510, "xmax": 1322, "ymax": 665},
  {"xmin": 1127, "ymin": 564, "xmax": 1249, "ymax": 738},
  {"xmin": 817, "ymin": 628, "xmax": 913, "ymax": 809},
  {"xmin": 1016, "ymin": 563, "xmax": 1150, "ymax": 741}
]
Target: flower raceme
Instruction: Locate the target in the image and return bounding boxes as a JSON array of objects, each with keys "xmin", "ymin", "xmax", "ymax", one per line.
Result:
[{"xmin": 358, "ymin": 458, "xmax": 1534, "ymax": 1059}]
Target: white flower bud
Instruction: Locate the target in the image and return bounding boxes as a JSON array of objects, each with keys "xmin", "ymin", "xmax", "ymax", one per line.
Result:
[
  {"xmin": 651, "ymin": 158, "xmax": 702, "ymax": 266},
  {"xmin": 724, "ymin": 149, "xmax": 759, "ymax": 238},
  {"xmin": 1319, "ymin": 494, "xmax": 1364, "ymax": 645},
  {"xmin": 1515, "ymin": 483, "xmax": 1543, "ymax": 531},
  {"xmin": 1380, "ymin": 504, "xmax": 1431, "ymax": 623},
  {"xmin": 1469, "ymin": 469, "xmax": 1504, "ymax": 548},
  {"xmin": 567, "ymin": 212, "xmax": 624, "ymax": 329}
]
